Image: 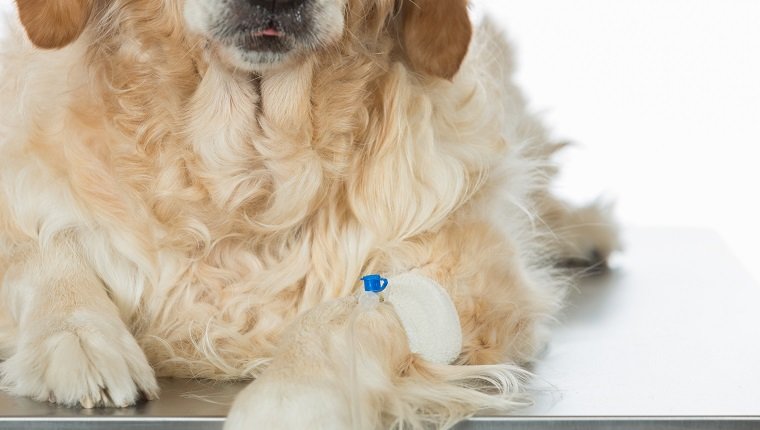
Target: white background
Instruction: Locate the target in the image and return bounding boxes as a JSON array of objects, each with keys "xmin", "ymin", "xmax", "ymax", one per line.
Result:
[
  {"xmin": 477, "ymin": 0, "xmax": 760, "ymax": 281},
  {"xmin": 2, "ymin": 0, "xmax": 759, "ymax": 281}
]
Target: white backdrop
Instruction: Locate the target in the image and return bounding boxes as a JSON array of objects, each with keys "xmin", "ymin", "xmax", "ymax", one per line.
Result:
[
  {"xmin": 2, "ymin": 0, "xmax": 759, "ymax": 280},
  {"xmin": 476, "ymin": 0, "xmax": 760, "ymax": 281}
]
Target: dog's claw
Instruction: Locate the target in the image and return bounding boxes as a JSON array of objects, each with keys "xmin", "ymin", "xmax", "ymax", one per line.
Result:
[
  {"xmin": 47, "ymin": 392, "xmax": 56, "ymax": 403},
  {"xmin": 140, "ymin": 387, "xmax": 159, "ymax": 401},
  {"xmin": 81, "ymin": 395, "xmax": 94, "ymax": 409},
  {"xmin": 99, "ymin": 386, "xmax": 113, "ymax": 407}
]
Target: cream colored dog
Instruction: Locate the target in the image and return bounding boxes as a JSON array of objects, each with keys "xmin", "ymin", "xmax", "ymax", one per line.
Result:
[{"xmin": 0, "ymin": 0, "xmax": 617, "ymax": 428}]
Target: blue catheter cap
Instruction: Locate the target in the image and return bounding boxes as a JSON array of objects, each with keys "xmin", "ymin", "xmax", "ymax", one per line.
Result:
[{"xmin": 361, "ymin": 274, "xmax": 389, "ymax": 293}]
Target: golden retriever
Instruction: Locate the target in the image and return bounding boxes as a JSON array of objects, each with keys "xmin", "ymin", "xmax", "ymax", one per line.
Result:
[{"xmin": 0, "ymin": 0, "xmax": 617, "ymax": 428}]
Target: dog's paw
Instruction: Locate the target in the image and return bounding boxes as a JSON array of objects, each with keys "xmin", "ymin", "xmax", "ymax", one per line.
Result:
[
  {"xmin": 225, "ymin": 298, "xmax": 361, "ymax": 430},
  {"xmin": 0, "ymin": 311, "xmax": 158, "ymax": 408},
  {"xmin": 225, "ymin": 376, "xmax": 350, "ymax": 430},
  {"xmin": 554, "ymin": 201, "xmax": 620, "ymax": 271}
]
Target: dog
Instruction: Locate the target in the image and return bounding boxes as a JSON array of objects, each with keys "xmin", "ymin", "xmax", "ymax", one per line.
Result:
[{"xmin": 0, "ymin": 0, "xmax": 618, "ymax": 428}]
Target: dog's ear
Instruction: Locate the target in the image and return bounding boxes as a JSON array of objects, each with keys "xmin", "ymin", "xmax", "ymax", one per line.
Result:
[
  {"xmin": 402, "ymin": 0, "xmax": 472, "ymax": 80},
  {"xmin": 15, "ymin": 0, "xmax": 95, "ymax": 49}
]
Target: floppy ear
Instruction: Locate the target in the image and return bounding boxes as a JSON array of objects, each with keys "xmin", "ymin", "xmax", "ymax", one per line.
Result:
[
  {"xmin": 402, "ymin": 0, "xmax": 472, "ymax": 80},
  {"xmin": 15, "ymin": 0, "xmax": 95, "ymax": 49}
]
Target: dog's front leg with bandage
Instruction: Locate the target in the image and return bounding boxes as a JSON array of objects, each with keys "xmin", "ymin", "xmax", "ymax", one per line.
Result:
[{"xmin": 226, "ymin": 222, "xmax": 545, "ymax": 429}]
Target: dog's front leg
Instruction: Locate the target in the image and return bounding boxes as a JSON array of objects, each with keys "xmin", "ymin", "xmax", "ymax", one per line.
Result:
[
  {"xmin": 226, "ymin": 279, "xmax": 527, "ymax": 429},
  {"xmin": 225, "ymin": 296, "xmax": 408, "ymax": 429},
  {"xmin": 0, "ymin": 236, "xmax": 158, "ymax": 407}
]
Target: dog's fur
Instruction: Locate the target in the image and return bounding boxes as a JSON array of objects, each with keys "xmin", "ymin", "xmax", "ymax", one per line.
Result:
[{"xmin": 0, "ymin": 0, "xmax": 618, "ymax": 428}]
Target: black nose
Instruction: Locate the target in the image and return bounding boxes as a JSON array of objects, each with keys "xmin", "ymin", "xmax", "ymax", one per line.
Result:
[{"xmin": 247, "ymin": 0, "xmax": 306, "ymax": 12}]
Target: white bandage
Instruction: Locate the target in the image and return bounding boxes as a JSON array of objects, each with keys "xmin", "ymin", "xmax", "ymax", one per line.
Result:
[{"xmin": 384, "ymin": 274, "xmax": 462, "ymax": 364}]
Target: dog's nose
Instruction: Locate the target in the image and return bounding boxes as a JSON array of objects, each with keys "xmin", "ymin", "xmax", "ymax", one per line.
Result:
[
  {"xmin": 247, "ymin": 0, "xmax": 306, "ymax": 12},
  {"xmin": 274, "ymin": 0, "xmax": 306, "ymax": 10}
]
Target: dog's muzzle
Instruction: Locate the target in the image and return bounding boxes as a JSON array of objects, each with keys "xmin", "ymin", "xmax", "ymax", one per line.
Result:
[{"xmin": 185, "ymin": 0, "xmax": 344, "ymax": 70}]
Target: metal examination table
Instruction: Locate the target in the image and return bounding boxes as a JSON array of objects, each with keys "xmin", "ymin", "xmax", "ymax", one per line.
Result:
[{"xmin": 1, "ymin": 228, "xmax": 758, "ymax": 429}]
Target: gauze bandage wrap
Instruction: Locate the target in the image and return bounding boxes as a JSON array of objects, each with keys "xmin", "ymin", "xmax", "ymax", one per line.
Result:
[{"xmin": 384, "ymin": 274, "xmax": 462, "ymax": 364}]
